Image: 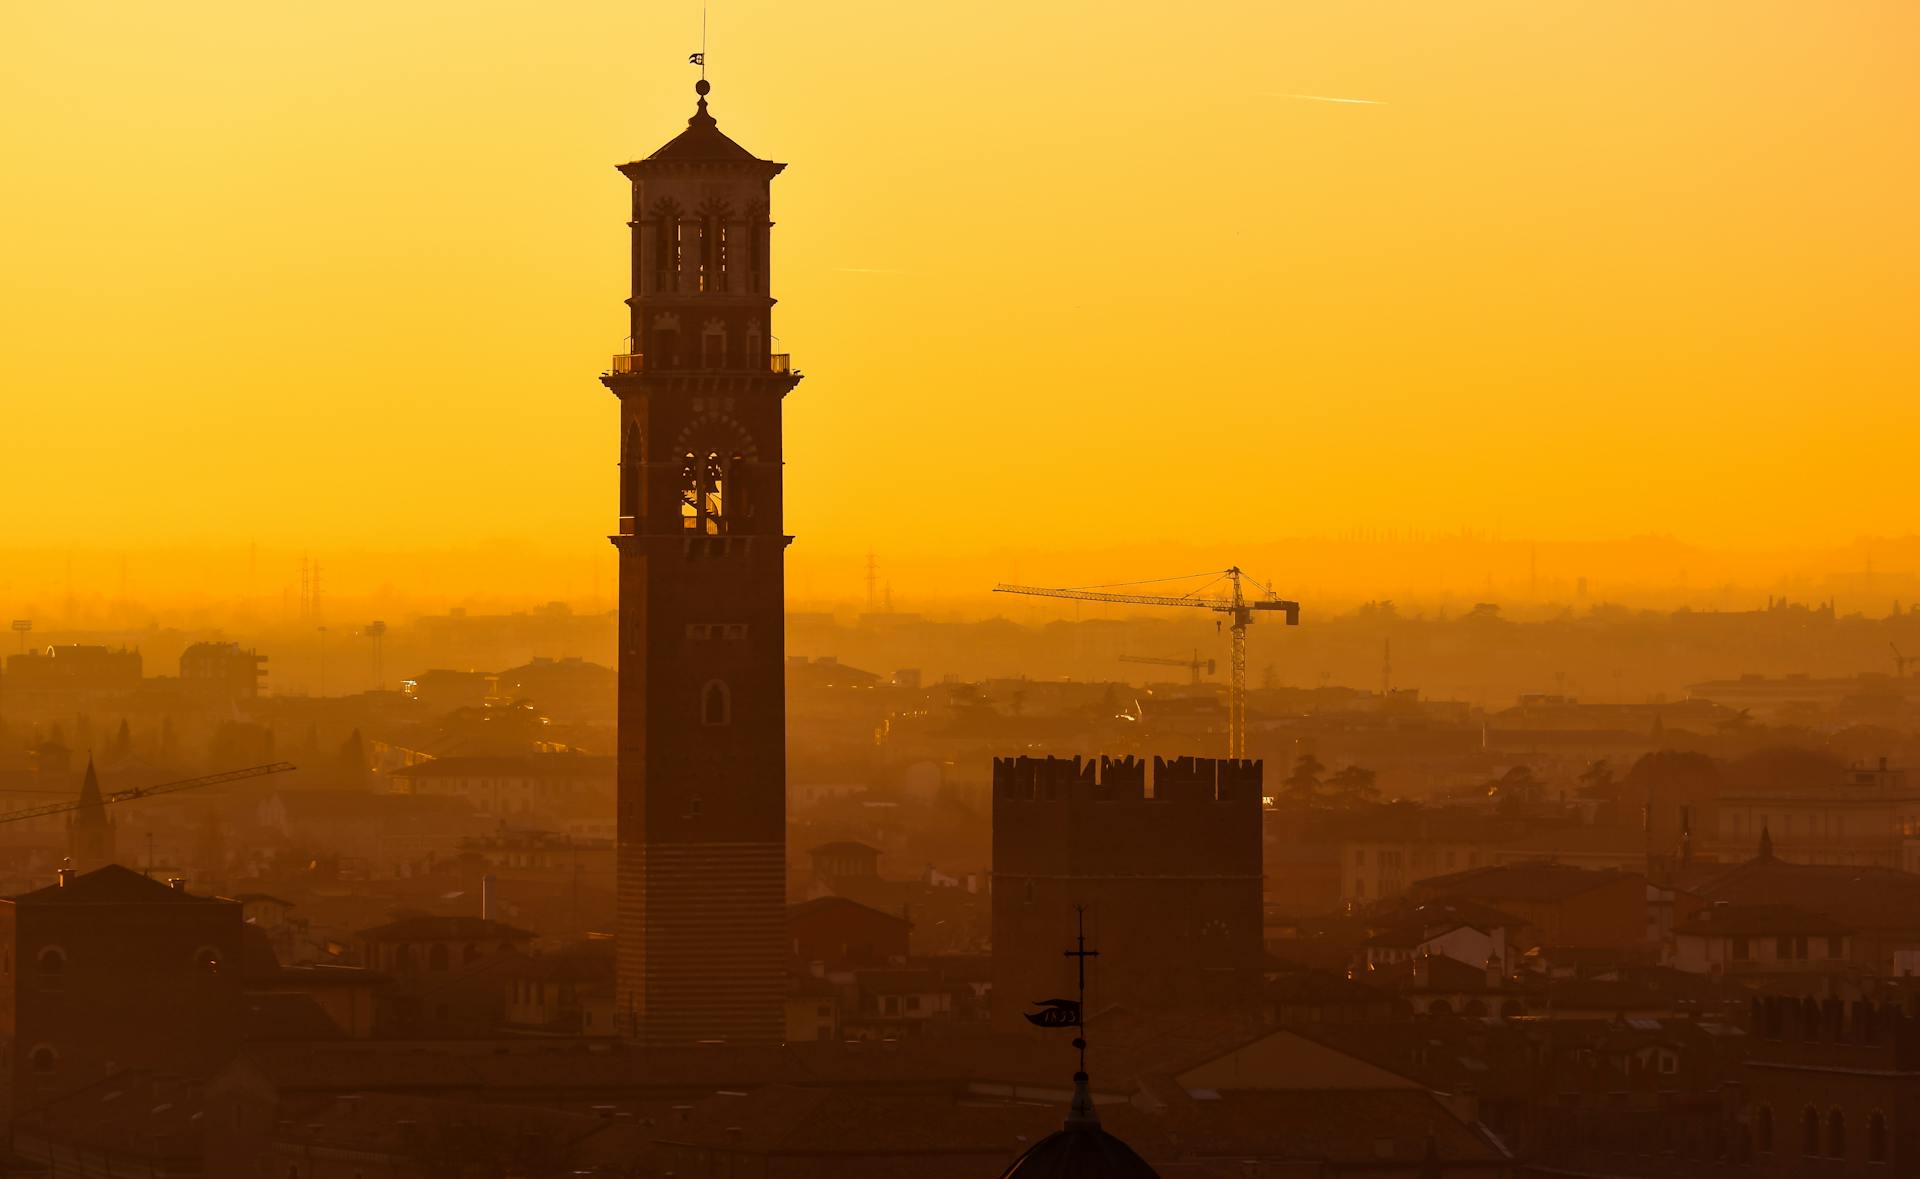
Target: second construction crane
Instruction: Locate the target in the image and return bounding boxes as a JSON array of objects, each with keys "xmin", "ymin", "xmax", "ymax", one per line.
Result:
[
  {"xmin": 995, "ymin": 568, "xmax": 1299, "ymax": 758},
  {"xmin": 1120, "ymin": 651, "xmax": 1215, "ymax": 685}
]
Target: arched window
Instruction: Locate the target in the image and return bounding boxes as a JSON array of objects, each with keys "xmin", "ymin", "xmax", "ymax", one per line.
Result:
[
  {"xmin": 28, "ymin": 1045, "xmax": 56, "ymax": 1074},
  {"xmin": 700, "ymin": 320, "xmax": 728, "ymax": 369},
  {"xmin": 650, "ymin": 200, "xmax": 682, "ymax": 293},
  {"xmin": 1868, "ymin": 1110, "xmax": 1887, "ymax": 1163},
  {"xmin": 36, "ymin": 946, "xmax": 65, "ymax": 975},
  {"xmin": 192, "ymin": 945, "xmax": 222, "ymax": 973},
  {"xmin": 396, "ymin": 945, "xmax": 416, "ymax": 973},
  {"xmin": 428, "ymin": 943, "xmax": 450, "ymax": 972},
  {"xmin": 1803, "ymin": 1107, "xmax": 1821, "ymax": 1156},
  {"xmin": 698, "ymin": 200, "xmax": 730, "ymax": 293},
  {"xmin": 650, "ymin": 314, "xmax": 681, "ymax": 370},
  {"xmin": 702, "ymin": 680, "xmax": 731, "ymax": 727},
  {"xmin": 1828, "ymin": 1109, "xmax": 1846, "ymax": 1159},
  {"xmin": 621, "ymin": 422, "xmax": 643, "ymax": 524},
  {"xmin": 746, "ymin": 203, "xmax": 766, "ymax": 293},
  {"xmin": 681, "ymin": 452, "xmax": 729, "ymax": 533}
]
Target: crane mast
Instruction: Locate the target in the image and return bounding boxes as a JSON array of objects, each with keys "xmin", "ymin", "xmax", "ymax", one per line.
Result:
[{"xmin": 995, "ymin": 568, "xmax": 1299, "ymax": 758}]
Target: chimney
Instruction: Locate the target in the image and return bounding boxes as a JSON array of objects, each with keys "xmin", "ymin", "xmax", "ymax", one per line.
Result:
[
  {"xmin": 481, "ymin": 873, "xmax": 498, "ymax": 921},
  {"xmin": 1485, "ymin": 954, "xmax": 1502, "ymax": 992},
  {"xmin": 167, "ymin": 876, "xmax": 187, "ymax": 892},
  {"xmin": 56, "ymin": 866, "xmax": 74, "ymax": 888}
]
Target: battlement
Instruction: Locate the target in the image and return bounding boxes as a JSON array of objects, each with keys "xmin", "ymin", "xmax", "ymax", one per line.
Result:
[
  {"xmin": 991, "ymin": 754, "xmax": 1262, "ymax": 805},
  {"xmin": 1751, "ymin": 993, "xmax": 1920, "ymax": 1051}
]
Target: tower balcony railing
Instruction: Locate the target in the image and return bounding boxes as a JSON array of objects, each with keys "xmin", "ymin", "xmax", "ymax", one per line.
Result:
[{"xmin": 607, "ymin": 353, "xmax": 794, "ymax": 376}]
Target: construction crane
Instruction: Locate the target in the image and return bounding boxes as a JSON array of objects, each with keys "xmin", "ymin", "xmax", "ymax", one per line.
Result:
[
  {"xmin": 1119, "ymin": 652, "xmax": 1215, "ymax": 685},
  {"xmin": 0, "ymin": 762, "xmax": 296, "ymax": 827},
  {"xmin": 995, "ymin": 568, "xmax": 1299, "ymax": 758},
  {"xmin": 1894, "ymin": 644, "xmax": 1915, "ymax": 678}
]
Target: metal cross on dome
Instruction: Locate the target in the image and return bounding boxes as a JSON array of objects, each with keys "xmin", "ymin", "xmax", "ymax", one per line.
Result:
[{"xmin": 1026, "ymin": 905, "xmax": 1100, "ymax": 1074}]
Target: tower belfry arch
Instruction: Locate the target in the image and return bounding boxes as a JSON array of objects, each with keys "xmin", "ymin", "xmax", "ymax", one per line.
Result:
[{"xmin": 601, "ymin": 76, "xmax": 800, "ymax": 1046}]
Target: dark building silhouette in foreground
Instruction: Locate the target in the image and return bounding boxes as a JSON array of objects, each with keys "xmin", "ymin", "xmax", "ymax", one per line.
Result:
[
  {"xmin": 992, "ymin": 755, "xmax": 1264, "ymax": 1030},
  {"xmin": 601, "ymin": 79, "xmax": 800, "ymax": 1045},
  {"xmin": 0, "ymin": 865, "xmax": 241, "ymax": 1122}
]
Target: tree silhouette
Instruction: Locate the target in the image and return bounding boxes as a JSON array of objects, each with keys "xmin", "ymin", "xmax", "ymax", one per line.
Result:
[
  {"xmin": 1326, "ymin": 764, "xmax": 1380, "ymax": 807},
  {"xmin": 107, "ymin": 718, "xmax": 134, "ymax": 762},
  {"xmin": 337, "ymin": 729, "xmax": 370, "ymax": 789},
  {"xmin": 1282, "ymin": 753, "xmax": 1325, "ymax": 804},
  {"xmin": 1485, "ymin": 765, "xmax": 1543, "ymax": 813}
]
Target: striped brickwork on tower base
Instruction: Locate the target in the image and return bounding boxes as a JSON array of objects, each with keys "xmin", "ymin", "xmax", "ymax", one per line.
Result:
[{"xmin": 616, "ymin": 840, "xmax": 785, "ymax": 1046}]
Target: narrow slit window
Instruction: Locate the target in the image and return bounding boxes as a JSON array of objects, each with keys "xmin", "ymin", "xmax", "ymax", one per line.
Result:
[{"xmin": 702, "ymin": 681, "xmax": 731, "ymax": 726}]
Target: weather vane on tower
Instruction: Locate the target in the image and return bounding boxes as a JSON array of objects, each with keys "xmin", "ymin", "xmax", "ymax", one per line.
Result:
[
  {"xmin": 688, "ymin": 1, "xmax": 708, "ymax": 80},
  {"xmin": 1026, "ymin": 905, "xmax": 1100, "ymax": 1081}
]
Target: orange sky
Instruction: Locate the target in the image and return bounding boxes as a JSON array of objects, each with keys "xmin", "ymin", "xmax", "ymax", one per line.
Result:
[{"xmin": 3, "ymin": 1, "xmax": 1917, "ymax": 615}]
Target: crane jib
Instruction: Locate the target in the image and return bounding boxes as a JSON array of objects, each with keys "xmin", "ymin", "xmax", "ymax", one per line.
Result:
[{"xmin": 0, "ymin": 762, "xmax": 298, "ymax": 826}]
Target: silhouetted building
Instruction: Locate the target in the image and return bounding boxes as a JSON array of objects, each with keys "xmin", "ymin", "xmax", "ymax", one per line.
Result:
[
  {"xmin": 788, "ymin": 895, "xmax": 910, "ymax": 970},
  {"xmin": 65, "ymin": 756, "xmax": 115, "ymax": 872},
  {"xmin": 0, "ymin": 865, "xmax": 242, "ymax": 1121},
  {"xmin": 992, "ymin": 756, "xmax": 1264, "ymax": 1028},
  {"xmin": 1744, "ymin": 994, "xmax": 1918, "ymax": 1174},
  {"xmin": 3, "ymin": 644, "xmax": 142, "ymax": 694},
  {"xmin": 602, "ymin": 78, "xmax": 800, "ymax": 1045},
  {"xmin": 1405, "ymin": 862, "xmax": 1649, "ymax": 951},
  {"xmin": 179, "ymin": 640, "xmax": 267, "ymax": 700}
]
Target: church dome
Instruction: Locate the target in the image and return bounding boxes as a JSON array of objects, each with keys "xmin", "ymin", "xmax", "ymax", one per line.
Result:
[{"xmin": 995, "ymin": 1073, "xmax": 1159, "ymax": 1179}]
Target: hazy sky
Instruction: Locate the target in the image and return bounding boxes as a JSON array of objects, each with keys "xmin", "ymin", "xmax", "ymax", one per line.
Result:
[{"xmin": 3, "ymin": 1, "xmax": 1916, "ymax": 610}]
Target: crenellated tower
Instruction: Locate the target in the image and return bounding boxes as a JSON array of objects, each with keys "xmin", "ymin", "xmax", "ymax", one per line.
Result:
[{"xmin": 601, "ymin": 78, "xmax": 799, "ymax": 1045}]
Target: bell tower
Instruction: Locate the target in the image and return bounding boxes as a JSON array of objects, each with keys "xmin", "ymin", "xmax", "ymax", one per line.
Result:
[{"xmin": 601, "ymin": 78, "xmax": 799, "ymax": 1045}]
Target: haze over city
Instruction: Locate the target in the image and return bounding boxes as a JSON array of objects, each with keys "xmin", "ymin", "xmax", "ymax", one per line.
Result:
[
  {"xmin": 1, "ymin": 3, "xmax": 1918, "ymax": 1177},
  {"xmin": 6, "ymin": 1, "xmax": 1917, "ymax": 622}
]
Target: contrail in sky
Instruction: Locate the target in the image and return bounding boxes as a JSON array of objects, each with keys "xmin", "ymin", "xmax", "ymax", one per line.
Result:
[{"xmin": 1275, "ymin": 93, "xmax": 1384, "ymax": 105}]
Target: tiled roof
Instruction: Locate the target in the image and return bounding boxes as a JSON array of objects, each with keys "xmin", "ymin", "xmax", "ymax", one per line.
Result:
[
  {"xmin": 640, "ymin": 91, "xmax": 763, "ymax": 165},
  {"xmin": 492, "ymin": 941, "xmax": 615, "ymax": 984},
  {"xmin": 658, "ymin": 1086, "xmax": 1060, "ymax": 1156},
  {"xmin": 787, "ymin": 894, "xmax": 907, "ymax": 926},
  {"xmin": 1412, "ymin": 862, "xmax": 1638, "ymax": 902},
  {"xmin": 357, "ymin": 915, "xmax": 534, "ymax": 942},
  {"xmin": 808, "ymin": 839, "xmax": 883, "ymax": 859},
  {"xmin": 242, "ymin": 991, "xmax": 347, "ymax": 1042},
  {"xmin": 1149, "ymin": 1088, "xmax": 1503, "ymax": 1166},
  {"xmin": 1685, "ymin": 855, "xmax": 1920, "ymax": 932},
  {"xmin": 1674, "ymin": 901, "xmax": 1851, "ymax": 938},
  {"xmin": 9, "ymin": 863, "xmax": 231, "ymax": 906},
  {"xmin": 390, "ymin": 753, "xmax": 612, "ymax": 780}
]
